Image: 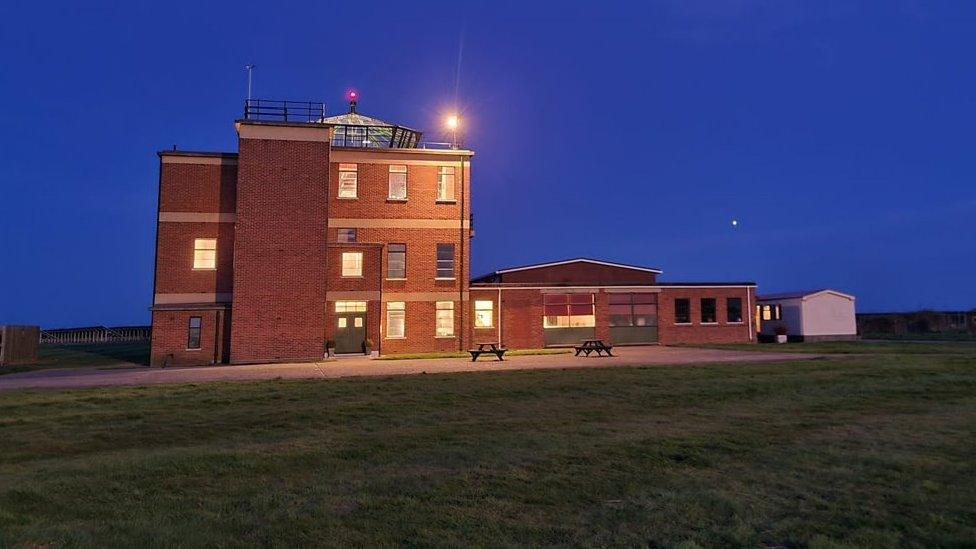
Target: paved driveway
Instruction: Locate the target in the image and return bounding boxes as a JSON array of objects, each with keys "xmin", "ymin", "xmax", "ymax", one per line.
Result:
[{"xmin": 0, "ymin": 346, "xmax": 821, "ymax": 391}]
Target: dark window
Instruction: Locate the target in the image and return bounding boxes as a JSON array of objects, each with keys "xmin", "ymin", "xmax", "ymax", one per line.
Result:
[
  {"xmin": 388, "ymin": 243, "xmax": 406, "ymax": 279},
  {"xmin": 609, "ymin": 293, "xmax": 658, "ymax": 327},
  {"xmin": 727, "ymin": 298, "xmax": 743, "ymax": 323},
  {"xmin": 187, "ymin": 316, "xmax": 202, "ymax": 349},
  {"xmin": 701, "ymin": 298, "xmax": 717, "ymax": 323},
  {"xmin": 436, "ymin": 244, "xmax": 455, "ymax": 278},
  {"xmin": 337, "ymin": 228, "xmax": 357, "ymax": 243},
  {"xmin": 675, "ymin": 298, "xmax": 691, "ymax": 324}
]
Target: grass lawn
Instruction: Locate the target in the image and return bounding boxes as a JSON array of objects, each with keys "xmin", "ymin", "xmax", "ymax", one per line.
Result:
[
  {"xmin": 1, "ymin": 344, "xmax": 974, "ymax": 546},
  {"xmin": 0, "ymin": 342, "xmax": 150, "ymax": 375}
]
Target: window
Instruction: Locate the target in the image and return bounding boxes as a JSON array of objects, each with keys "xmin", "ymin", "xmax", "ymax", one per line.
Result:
[
  {"xmin": 543, "ymin": 293, "xmax": 596, "ymax": 328},
  {"xmin": 701, "ymin": 298, "xmax": 717, "ymax": 323},
  {"xmin": 436, "ymin": 243, "xmax": 455, "ymax": 278},
  {"xmin": 608, "ymin": 293, "xmax": 658, "ymax": 327},
  {"xmin": 337, "ymin": 228, "xmax": 357, "ymax": 243},
  {"xmin": 338, "ymin": 163, "xmax": 357, "ymax": 198},
  {"xmin": 436, "ymin": 301, "xmax": 454, "ymax": 337},
  {"xmin": 388, "ymin": 165, "xmax": 407, "ymax": 200},
  {"xmin": 341, "ymin": 252, "xmax": 363, "ymax": 277},
  {"xmin": 727, "ymin": 298, "xmax": 743, "ymax": 323},
  {"xmin": 387, "ymin": 243, "xmax": 406, "ymax": 279},
  {"xmin": 193, "ymin": 238, "xmax": 216, "ymax": 269},
  {"xmin": 437, "ymin": 166, "xmax": 455, "ymax": 201},
  {"xmin": 675, "ymin": 298, "xmax": 691, "ymax": 324},
  {"xmin": 761, "ymin": 304, "xmax": 782, "ymax": 321},
  {"xmin": 386, "ymin": 302, "xmax": 405, "ymax": 338},
  {"xmin": 187, "ymin": 316, "xmax": 202, "ymax": 349},
  {"xmin": 474, "ymin": 300, "xmax": 494, "ymax": 328},
  {"xmin": 335, "ymin": 300, "xmax": 367, "ymax": 312}
]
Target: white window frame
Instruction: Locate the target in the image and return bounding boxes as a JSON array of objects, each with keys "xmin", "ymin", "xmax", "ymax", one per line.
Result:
[
  {"xmin": 193, "ymin": 238, "xmax": 217, "ymax": 270},
  {"xmin": 341, "ymin": 251, "xmax": 363, "ymax": 277},
  {"xmin": 388, "ymin": 164, "xmax": 407, "ymax": 200},
  {"xmin": 338, "ymin": 163, "xmax": 358, "ymax": 199},
  {"xmin": 386, "ymin": 302, "xmax": 405, "ymax": 339},
  {"xmin": 435, "ymin": 301, "xmax": 455, "ymax": 337},
  {"xmin": 437, "ymin": 166, "xmax": 456, "ymax": 202},
  {"xmin": 474, "ymin": 300, "xmax": 494, "ymax": 328}
]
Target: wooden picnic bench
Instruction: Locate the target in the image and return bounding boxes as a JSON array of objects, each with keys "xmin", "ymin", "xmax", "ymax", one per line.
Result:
[
  {"xmin": 469, "ymin": 342, "xmax": 507, "ymax": 362},
  {"xmin": 574, "ymin": 339, "xmax": 614, "ymax": 357}
]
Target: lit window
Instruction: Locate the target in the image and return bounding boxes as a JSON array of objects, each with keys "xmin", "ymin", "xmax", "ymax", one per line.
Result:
[
  {"xmin": 387, "ymin": 243, "xmax": 406, "ymax": 279},
  {"xmin": 337, "ymin": 228, "xmax": 357, "ymax": 243},
  {"xmin": 187, "ymin": 316, "xmax": 202, "ymax": 349},
  {"xmin": 193, "ymin": 238, "xmax": 216, "ymax": 269},
  {"xmin": 437, "ymin": 166, "xmax": 455, "ymax": 201},
  {"xmin": 387, "ymin": 301, "xmax": 405, "ymax": 338},
  {"xmin": 341, "ymin": 252, "xmax": 363, "ymax": 277},
  {"xmin": 388, "ymin": 165, "xmax": 407, "ymax": 200},
  {"xmin": 675, "ymin": 298, "xmax": 691, "ymax": 324},
  {"xmin": 436, "ymin": 301, "xmax": 454, "ymax": 336},
  {"xmin": 701, "ymin": 298, "xmax": 717, "ymax": 323},
  {"xmin": 761, "ymin": 304, "xmax": 782, "ymax": 321},
  {"xmin": 335, "ymin": 300, "xmax": 367, "ymax": 312},
  {"xmin": 338, "ymin": 163, "xmax": 357, "ymax": 198},
  {"xmin": 436, "ymin": 243, "xmax": 454, "ymax": 278},
  {"xmin": 727, "ymin": 298, "xmax": 743, "ymax": 323},
  {"xmin": 543, "ymin": 294, "xmax": 595, "ymax": 328},
  {"xmin": 474, "ymin": 300, "xmax": 493, "ymax": 328}
]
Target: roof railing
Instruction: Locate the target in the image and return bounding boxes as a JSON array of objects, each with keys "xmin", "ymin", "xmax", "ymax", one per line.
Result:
[{"xmin": 243, "ymin": 99, "xmax": 325, "ymax": 123}]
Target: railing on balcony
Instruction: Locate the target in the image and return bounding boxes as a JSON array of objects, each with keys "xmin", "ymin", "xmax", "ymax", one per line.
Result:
[{"xmin": 243, "ymin": 99, "xmax": 325, "ymax": 123}]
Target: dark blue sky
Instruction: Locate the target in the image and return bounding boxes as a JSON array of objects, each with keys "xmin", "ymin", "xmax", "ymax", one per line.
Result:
[{"xmin": 1, "ymin": 1, "xmax": 974, "ymax": 327}]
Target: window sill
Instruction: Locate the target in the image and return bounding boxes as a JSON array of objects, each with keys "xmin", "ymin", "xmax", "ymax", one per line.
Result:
[
  {"xmin": 435, "ymin": 335, "xmax": 456, "ymax": 339},
  {"xmin": 727, "ymin": 321, "xmax": 745, "ymax": 325},
  {"xmin": 385, "ymin": 336, "xmax": 406, "ymax": 340},
  {"xmin": 385, "ymin": 277, "xmax": 407, "ymax": 281},
  {"xmin": 474, "ymin": 326, "xmax": 494, "ymax": 330},
  {"xmin": 674, "ymin": 322, "xmax": 693, "ymax": 326},
  {"xmin": 337, "ymin": 196, "xmax": 358, "ymax": 200},
  {"xmin": 341, "ymin": 275, "xmax": 364, "ymax": 279},
  {"xmin": 185, "ymin": 348, "xmax": 202, "ymax": 351},
  {"xmin": 192, "ymin": 268, "xmax": 216, "ymax": 271},
  {"xmin": 701, "ymin": 322, "xmax": 719, "ymax": 326},
  {"xmin": 434, "ymin": 277, "xmax": 457, "ymax": 281}
]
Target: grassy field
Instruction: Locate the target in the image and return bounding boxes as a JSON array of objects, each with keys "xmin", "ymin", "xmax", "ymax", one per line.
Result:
[
  {"xmin": 691, "ymin": 339, "xmax": 976, "ymax": 356},
  {"xmin": 0, "ymin": 342, "xmax": 150, "ymax": 375},
  {"xmin": 1, "ymin": 344, "xmax": 974, "ymax": 546}
]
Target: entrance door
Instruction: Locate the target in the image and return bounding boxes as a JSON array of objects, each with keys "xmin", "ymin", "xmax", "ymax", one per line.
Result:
[{"xmin": 334, "ymin": 301, "xmax": 368, "ymax": 354}]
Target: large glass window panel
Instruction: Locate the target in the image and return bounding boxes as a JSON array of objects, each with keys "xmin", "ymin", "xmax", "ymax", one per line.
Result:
[
  {"xmin": 341, "ymin": 252, "xmax": 363, "ymax": 277},
  {"xmin": 338, "ymin": 164, "xmax": 357, "ymax": 198},
  {"xmin": 388, "ymin": 165, "xmax": 407, "ymax": 199},
  {"xmin": 387, "ymin": 243, "xmax": 406, "ymax": 278}
]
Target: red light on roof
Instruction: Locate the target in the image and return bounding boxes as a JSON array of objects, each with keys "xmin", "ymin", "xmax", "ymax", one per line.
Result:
[{"xmin": 347, "ymin": 90, "xmax": 358, "ymax": 100}]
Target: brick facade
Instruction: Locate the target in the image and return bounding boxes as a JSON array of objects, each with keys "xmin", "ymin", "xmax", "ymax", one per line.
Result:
[{"xmin": 149, "ymin": 105, "xmax": 753, "ymax": 366}]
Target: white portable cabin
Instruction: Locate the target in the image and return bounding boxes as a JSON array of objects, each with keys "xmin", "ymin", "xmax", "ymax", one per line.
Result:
[{"xmin": 757, "ymin": 289, "xmax": 857, "ymax": 341}]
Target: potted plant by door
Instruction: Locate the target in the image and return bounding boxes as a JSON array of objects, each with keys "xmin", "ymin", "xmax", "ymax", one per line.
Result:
[
  {"xmin": 363, "ymin": 338, "xmax": 374, "ymax": 356},
  {"xmin": 326, "ymin": 340, "xmax": 336, "ymax": 358},
  {"xmin": 774, "ymin": 324, "xmax": 788, "ymax": 344}
]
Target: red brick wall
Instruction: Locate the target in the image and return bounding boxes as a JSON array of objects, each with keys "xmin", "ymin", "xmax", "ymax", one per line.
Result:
[
  {"xmin": 150, "ymin": 308, "xmax": 231, "ymax": 366},
  {"xmin": 378, "ymin": 300, "xmax": 463, "ymax": 355},
  {"xmin": 327, "ymin": 160, "xmax": 470, "ymax": 220},
  {"xmin": 657, "ymin": 287, "xmax": 756, "ymax": 344},
  {"xmin": 230, "ymin": 130, "xmax": 331, "ymax": 363},
  {"xmin": 158, "ymin": 160, "xmax": 237, "ymax": 212},
  {"xmin": 492, "ymin": 262, "xmax": 658, "ymax": 285},
  {"xmin": 154, "ymin": 222, "xmax": 235, "ymax": 294}
]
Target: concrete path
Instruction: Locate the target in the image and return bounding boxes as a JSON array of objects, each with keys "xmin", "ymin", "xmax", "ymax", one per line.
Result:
[{"xmin": 0, "ymin": 346, "xmax": 821, "ymax": 391}]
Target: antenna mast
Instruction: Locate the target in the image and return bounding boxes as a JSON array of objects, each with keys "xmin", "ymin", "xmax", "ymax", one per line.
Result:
[{"xmin": 245, "ymin": 64, "xmax": 255, "ymax": 101}]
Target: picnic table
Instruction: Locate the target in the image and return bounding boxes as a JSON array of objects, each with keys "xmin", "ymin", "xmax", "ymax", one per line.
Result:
[
  {"xmin": 469, "ymin": 342, "xmax": 507, "ymax": 362},
  {"xmin": 574, "ymin": 339, "xmax": 614, "ymax": 357}
]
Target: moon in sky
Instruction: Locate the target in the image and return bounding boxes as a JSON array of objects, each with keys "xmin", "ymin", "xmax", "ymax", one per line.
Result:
[{"xmin": 731, "ymin": 219, "xmax": 739, "ymax": 227}]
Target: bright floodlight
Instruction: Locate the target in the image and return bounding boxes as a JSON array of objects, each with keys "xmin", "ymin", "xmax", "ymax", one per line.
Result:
[{"xmin": 446, "ymin": 115, "xmax": 460, "ymax": 130}]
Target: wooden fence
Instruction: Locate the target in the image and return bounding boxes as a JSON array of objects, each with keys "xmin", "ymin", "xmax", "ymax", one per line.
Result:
[{"xmin": 40, "ymin": 326, "xmax": 151, "ymax": 345}]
